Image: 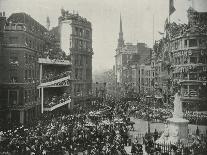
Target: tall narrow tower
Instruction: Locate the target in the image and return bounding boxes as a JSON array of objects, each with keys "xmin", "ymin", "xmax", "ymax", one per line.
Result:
[{"xmin": 117, "ymin": 15, "xmax": 124, "ymax": 48}]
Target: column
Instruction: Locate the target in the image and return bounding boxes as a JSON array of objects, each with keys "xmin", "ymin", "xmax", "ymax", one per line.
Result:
[
  {"xmin": 40, "ymin": 64, "xmax": 42, "ymax": 82},
  {"xmin": 41, "ymin": 87, "xmax": 44, "ymax": 113},
  {"xmin": 20, "ymin": 110, "xmax": 24, "ymax": 124}
]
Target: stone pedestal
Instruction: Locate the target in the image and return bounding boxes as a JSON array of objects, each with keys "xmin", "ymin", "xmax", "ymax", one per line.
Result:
[
  {"xmin": 156, "ymin": 117, "xmax": 189, "ymax": 144},
  {"xmin": 168, "ymin": 118, "xmax": 189, "ymax": 139},
  {"xmin": 166, "ymin": 117, "xmax": 189, "ymax": 143},
  {"xmin": 156, "ymin": 93, "xmax": 189, "ymax": 144}
]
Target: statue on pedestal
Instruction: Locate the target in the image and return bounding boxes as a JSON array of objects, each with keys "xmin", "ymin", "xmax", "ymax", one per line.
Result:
[
  {"xmin": 173, "ymin": 92, "xmax": 183, "ymax": 118},
  {"xmin": 156, "ymin": 91, "xmax": 189, "ymax": 144}
]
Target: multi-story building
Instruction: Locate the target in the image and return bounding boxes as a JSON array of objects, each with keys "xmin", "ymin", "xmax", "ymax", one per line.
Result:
[
  {"xmin": 58, "ymin": 10, "xmax": 93, "ymax": 108},
  {"xmin": 153, "ymin": 7, "xmax": 207, "ymax": 110},
  {"xmin": 115, "ymin": 16, "xmax": 151, "ymax": 96},
  {"xmin": 170, "ymin": 8, "xmax": 207, "ymax": 110},
  {"xmin": 0, "ymin": 12, "xmax": 52, "ymax": 126},
  {"xmin": 0, "ymin": 10, "xmax": 92, "ymax": 126},
  {"xmin": 139, "ymin": 55, "xmax": 154, "ymax": 94}
]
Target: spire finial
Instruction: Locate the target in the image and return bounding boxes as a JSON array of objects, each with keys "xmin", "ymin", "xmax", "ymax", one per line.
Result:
[
  {"xmin": 117, "ymin": 13, "xmax": 124, "ymax": 48},
  {"xmin": 120, "ymin": 13, "xmax": 122, "ymax": 33}
]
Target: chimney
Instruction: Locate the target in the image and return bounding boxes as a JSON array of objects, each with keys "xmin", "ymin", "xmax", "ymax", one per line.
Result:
[{"xmin": 3, "ymin": 12, "xmax": 5, "ymax": 16}]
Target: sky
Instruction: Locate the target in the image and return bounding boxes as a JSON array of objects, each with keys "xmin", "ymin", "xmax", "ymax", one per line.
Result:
[{"xmin": 0, "ymin": 0, "xmax": 207, "ymax": 73}]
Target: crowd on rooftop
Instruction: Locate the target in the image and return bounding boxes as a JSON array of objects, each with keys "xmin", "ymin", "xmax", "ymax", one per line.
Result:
[{"xmin": 167, "ymin": 20, "xmax": 207, "ymax": 38}]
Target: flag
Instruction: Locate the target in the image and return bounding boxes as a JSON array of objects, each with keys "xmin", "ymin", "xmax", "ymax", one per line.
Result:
[
  {"xmin": 169, "ymin": 0, "xmax": 176, "ymax": 16},
  {"xmin": 158, "ymin": 31, "xmax": 164, "ymax": 35},
  {"xmin": 164, "ymin": 18, "xmax": 168, "ymax": 30}
]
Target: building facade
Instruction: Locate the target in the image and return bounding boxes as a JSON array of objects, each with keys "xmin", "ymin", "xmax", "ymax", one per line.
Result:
[
  {"xmin": 139, "ymin": 59, "xmax": 154, "ymax": 95},
  {"xmin": 153, "ymin": 7, "xmax": 207, "ymax": 110},
  {"xmin": 171, "ymin": 8, "xmax": 207, "ymax": 110},
  {"xmin": 0, "ymin": 13, "xmax": 52, "ymax": 126},
  {"xmin": 114, "ymin": 16, "xmax": 151, "ymax": 97},
  {"xmin": 58, "ymin": 10, "xmax": 93, "ymax": 108}
]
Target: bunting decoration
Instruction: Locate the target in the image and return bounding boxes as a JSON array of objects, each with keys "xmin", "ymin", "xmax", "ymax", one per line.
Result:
[{"xmin": 158, "ymin": 31, "xmax": 164, "ymax": 35}]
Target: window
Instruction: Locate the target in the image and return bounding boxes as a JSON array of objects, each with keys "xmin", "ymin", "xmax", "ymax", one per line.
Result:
[
  {"xmin": 32, "ymin": 70, "xmax": 35, "ymax": 79},
  {"xmin": 198, "ymin": 56, "xmax": 205, "ymax": 63},
  {"xmin": 79, "ymin": 28, "xmax": 83, "ymax": 37},
  {"xmin": 10, "ymin": 55, "xmax": 18, "ymax": 65},
  {"xmin": 175, "ymin": 41, "xmax": 178, "ymax": 50},
  {"xmin": 75, "ymin": 39, "xmax": 78, "ymax": 49},
  {"xmin": 184, "ymin": 40, "xmax": 187, "ymax": 48},
  {"xmin": 86, "ymin": 30, "xmax": 89, "ymax": 38},
  {"xmin": 83, "ymin": 41, "xmax": 86, "ymax": 49},
  {"xmin": 29, "ymin": 70, "xmax": 32, "ymax": 79},
  {"xmin": 9, "ymin": 69, "xmax": 18, "ymax": 83},
  {"xmin": 8, "ymin": 90, "xmax": 18, "ymax": 106},
  {"xmin": 28, "ymin": 90, "xmax": 31, "ymax": 102},
  {"xmin": 184, "ymin": 56, "xmax": 188, "ymax": 64},
  {"xmin": 29, "ymin": 40, "xmax": 32, "ymax": 48},
  {"xmin": 190, "ymin": 57, "xmax": 197, "ymax": 64},
  {"xmin": 25, "ymin": 54, "xmax": 28, "ymax": 64},
  {"xmin": 75, "ymin": 69, "xmax": 78, "ymax": 79},
  {"xmin": 24, "ymin": 90, "xmax": 27, "ymax": 103},
  {"xmin": 80, "ymin": 40, "xmax": 83, "ymax": 49},
  {"xmin": 9, "ymin": 37, "xmax": 18, "ymax": 44},
  {"xmin": 183, "ymin": 73, "xmax": 187, "ymax": 80},
  {"xmin": 189, "ymin": 73, "xmax": 197, "ymax": 80},
  {"xmin": 189, "ymin": 39, "xmax": 197, "ymax": 47},
  {"xmin": 25, "ymin": 70, "xmax": 28, "ymax": 80},
  {"xmin": 75, "ymin": 27, "xmax": 78, "ymax": 35}
]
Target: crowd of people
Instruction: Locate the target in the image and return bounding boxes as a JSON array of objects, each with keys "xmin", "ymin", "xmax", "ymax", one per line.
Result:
[
  {"xmin": 128, "ymin": 97, "xmax": 207, "ymax": 126},
  {"xmin": 42, "ymin": 71, "xmax": 71, "ymax": 83},
  {"xmin": 0, "ymin": 96, "xmax": 207, "ymax": 155},
  {"xmin": 44, "ymin": 93, "xmax": 71, "ymax": 108},
  {"xmin": 184, "ymin": 111, "xmax": 207, "ymax": 126},
  {"xmin": 167, "ymin": 21, "xmax": 207, "ymax": 39},
  {"xmin": 0, "ymin": 99, "xmax": 136, "ymax": 155}
]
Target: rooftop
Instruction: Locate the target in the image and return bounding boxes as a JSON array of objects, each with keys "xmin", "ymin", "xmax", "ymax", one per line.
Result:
[{"xmin": 58, "ymin": 9, "xmax": 91, "ymax": 26}]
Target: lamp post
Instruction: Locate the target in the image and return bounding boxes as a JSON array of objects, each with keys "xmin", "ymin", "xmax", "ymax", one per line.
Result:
[{"xmin": 146, "ymin": 95, "xmax": 151, "ymax": 133}]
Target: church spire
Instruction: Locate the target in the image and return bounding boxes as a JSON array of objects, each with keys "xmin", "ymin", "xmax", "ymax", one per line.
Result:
[{"xmin": 118, "ymin": 14, "xmax": 124, "ymax": 48}]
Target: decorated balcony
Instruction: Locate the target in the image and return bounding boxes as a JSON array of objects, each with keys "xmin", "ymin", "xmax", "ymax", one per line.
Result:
[
  {"xmin": 39, "ymin": 71, "xmax": 72, "ymax": 88},
  {"xmin": 43, "ymin": 94, "xmax": 71, "ymax": 111}
]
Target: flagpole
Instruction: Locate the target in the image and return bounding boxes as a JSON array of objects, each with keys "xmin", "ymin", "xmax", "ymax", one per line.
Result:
[
  {"xmin": 153, "ymin": 14, "xmax": 155, "ymax": 45},
  {"xmin": 169, "ymin": 0, "xmax": 171, "ymax": 24}
]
